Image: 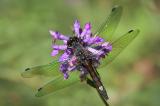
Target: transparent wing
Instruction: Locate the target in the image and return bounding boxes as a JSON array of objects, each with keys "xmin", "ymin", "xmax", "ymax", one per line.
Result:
[
  {"xmin": 22, "ymin": 59, "xmax": 80, "ymax": 97},
  {"xmin": 21, "ymin": 60, "xmax": 60, "ymax": 78},
  {"xmin": 95, "ymin": 5, "xmax": 123, "ymax": 41},
  {"xmin": 35, "ymin": 71, "xmax": 80, "ymax": 97},
  {"xmin": 22, "ymin": 29, "xmax": 139, "ymax": 97},
  {"xmin": 100, "ymin": 29, "xmax": 140, "ymax": 67}
]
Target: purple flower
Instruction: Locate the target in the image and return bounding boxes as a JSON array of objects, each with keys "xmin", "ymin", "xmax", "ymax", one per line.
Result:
[{"xmin": 50, "ymin": 20, "xmax": 112, "ymax": 79}]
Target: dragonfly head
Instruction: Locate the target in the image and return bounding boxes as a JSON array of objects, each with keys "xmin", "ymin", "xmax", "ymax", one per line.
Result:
[{"xmin": 67, "ymin": 36, "xmax": 82, "ymax": 48}]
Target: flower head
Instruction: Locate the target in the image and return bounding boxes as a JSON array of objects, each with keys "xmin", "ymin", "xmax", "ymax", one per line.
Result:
[{"xmin": 50, "ymin": 20, "xmax": 112, "ymax": 79}]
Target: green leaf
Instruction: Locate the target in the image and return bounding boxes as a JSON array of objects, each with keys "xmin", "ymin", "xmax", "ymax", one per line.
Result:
[
  {"xmin": 35, "ymin": 71, "xmax": 80, "ymax": 97},
  {"xmin": 21, "ymin": 61, "xmax": 60, "ymax": 78},
  {"xmin": 100, "ymin": 29, "xmax": 140, "ymax": 67},
  {"xmin": 95, "ymin": 5, "xmax": 123, "ymax": 41}
]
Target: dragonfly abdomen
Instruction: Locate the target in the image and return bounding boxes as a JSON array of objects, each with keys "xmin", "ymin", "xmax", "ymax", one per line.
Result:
[{"xmin": 84, "ymin": 60, "xmax": 109, "ymax": 100}]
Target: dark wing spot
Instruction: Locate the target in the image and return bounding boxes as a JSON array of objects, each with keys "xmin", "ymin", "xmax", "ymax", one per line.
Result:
[
  {"xmin": 38, "ymin": 87, "xmax": 42, "ymax": 91},
  {"xmin": 128, "ymin": 30, "xmax": 133, "ymax": 33},
  {"xmin": 25, "ymin": 68, "xmax": 30, "ymax": 71},
  {"xmin": 112, "ymin": 7, "xmax": 116, "ymax": 12}
]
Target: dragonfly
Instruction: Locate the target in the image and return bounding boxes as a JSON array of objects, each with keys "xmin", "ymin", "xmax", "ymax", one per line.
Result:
[{"xmin": 21, "ymin": 5, "xmax": 139, "ymax": 106}]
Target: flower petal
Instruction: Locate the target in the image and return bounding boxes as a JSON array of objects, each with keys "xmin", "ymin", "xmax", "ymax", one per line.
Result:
[
  {"xmin": 68, "ymin": 56, "xmax": 77, "ymax": 67},
  {"xmin": 63, "ymin": 40, "xmax": 67, "ymax": 44},
  {"xmin": 59, "ymin": 52, "xmax": 70, "ymax": 62},
  {"xmin": 59, "ymin": 34, "xmax": 69, "ymax": 40},
  {"xmin": 60, "ymin": 64, "xmax": 68, "ymax": 71},
  {"xmin": 94, "ymin": 36, "xmax": 104, "ymax": 43},
  {"xmin": 80, "ymin": 23, "xmax": 91, "ymax": 38},
  {"xmin": 52, "ymin": 45, "xmax": 67, "ymax": 50},
  {"xmin": 51, "ymin": 50, "xmax": 59, "ymax": 56},
  {"xmin": 87, "ymin": 47, "xmax": 103, "ymax": 56},
  {"xmin": 86, "ymin": 36, "xmax": 104, "ymax": 45},
  {"xmin": 74, "ymin": 20, "xmax": 81, "ymax": 37},
  {"xmin": 68, "ymin": 66, "xmax": 76, "ymax": 71},
  {"xmin": 49, "ymin": 31, "xmax": 59, "ymax": 39},
  {"xmin": 102, "ymin": 42, "xmax": 112, "ymax": 51},
  {"xmin": 50, "ymin": 30, "xmax": 69, "ymax": 40},
  {"xmin": 64, "ymin": 73, "xmax": 69, "ymax": 79}
]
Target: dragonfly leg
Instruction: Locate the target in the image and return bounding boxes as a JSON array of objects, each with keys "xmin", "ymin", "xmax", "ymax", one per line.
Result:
[
  {"xmin": 79, "ymin": 68, "xmax": 88, "ymax": 82},
  {"xmin": 80, "ymin": 74, "xmax": 86, "ymax": 82},
  {"xmin": 86, "ymin": 78, "xmax": 96, "ymax": 88}
]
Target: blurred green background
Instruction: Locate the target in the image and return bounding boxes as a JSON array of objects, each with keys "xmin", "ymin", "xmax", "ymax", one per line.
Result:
[{"xmin": 0, "ymin": 0, "xmax": 160, "ymax": 106}]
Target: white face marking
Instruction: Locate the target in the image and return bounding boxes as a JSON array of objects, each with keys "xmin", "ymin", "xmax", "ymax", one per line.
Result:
[{"xmin": 99, "ymin": 86, "xmax": 103, "ymax": 91}]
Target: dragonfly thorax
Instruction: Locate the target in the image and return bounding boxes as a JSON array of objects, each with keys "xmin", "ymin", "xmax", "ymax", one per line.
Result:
[
  {"xmin": 67, "ymin": 36, "xmax": 87, "ymax": 59},
  {"xmin": 67, "ymin": 36, "xmax": 83, "ymax": 48}
]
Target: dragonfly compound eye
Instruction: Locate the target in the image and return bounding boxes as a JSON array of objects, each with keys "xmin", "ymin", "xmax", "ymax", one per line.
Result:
[{"xmin": 67, "ymin": 36, "xmax": 80, "ymax": 47}]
